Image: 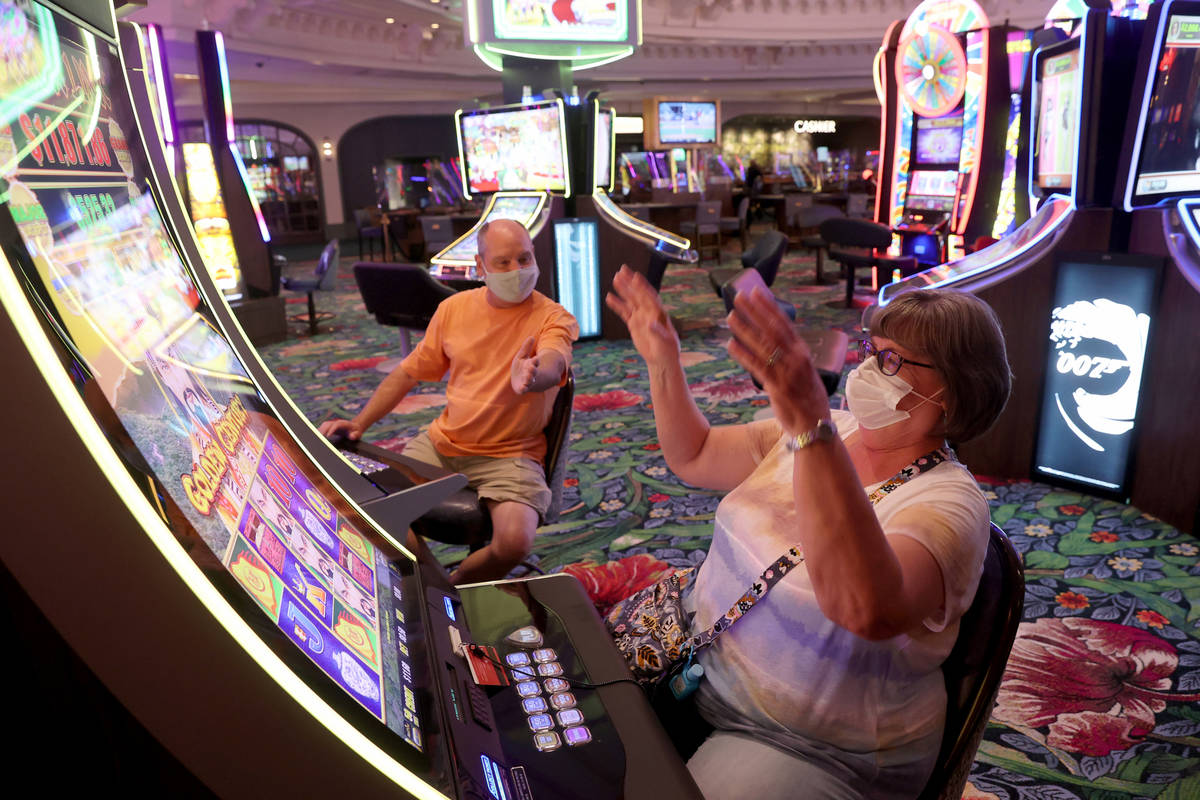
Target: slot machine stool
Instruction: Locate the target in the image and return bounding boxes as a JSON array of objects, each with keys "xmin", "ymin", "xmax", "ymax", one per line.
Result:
[
  {"xmin": 820, "ymin": 217, "xmax": 919, "ymax": 308},
  {"xmin": 412, "ymin": 371, "xmax": 576, "ymax": 571}
]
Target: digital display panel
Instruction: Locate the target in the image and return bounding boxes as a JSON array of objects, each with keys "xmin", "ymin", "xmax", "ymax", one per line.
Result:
[
  {"xmin": 906, "ymin": 169, "xmax": 958, "ymax": 211},
  {"xmin": 553, "ymin": 219, "xmax": 600, "ymax": 338},
  {"xmin": 1034, "ymin": 47, "xmax": 1081, "ymax": 190},
  {"xmin": 1131, "ymin": 13, "xmax": 1200, "ymax": 200},
  {"xmin": 0, "ymin": 4, "xmax": 429, "ymax": 759},
  {"xmin": 432, "ymin": 192, "xmax": 544, "ymax": 267},
  {"xmin": 915, "ymin": 114, "xmax": 964, "ymax": 165},
  {"xmin": 1033, "ymin": 254, "xmax": 1160, "ymax": 496},
  {"xmin": 489, "ymin": 0, "xmax": 631, "ymax": 43},
  {"xmin": 460, "ymin": 102, "xmax": 567, "ymax": 194},
  {"xmin": 181, "ymin": 142, "xmax": 241, "ymax": 293},
  {"xmin": 656, "ymin": 101, "xmax": 717, "ymax": 144},
  {"xmin": 594, "ymin": 107, "xmax": 614, "ymax": 189}
]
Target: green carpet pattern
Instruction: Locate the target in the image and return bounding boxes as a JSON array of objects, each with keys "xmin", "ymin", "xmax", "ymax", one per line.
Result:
[{"xmin": 263, "ymin": 236, "xmax": 1200, "ymax": 800}]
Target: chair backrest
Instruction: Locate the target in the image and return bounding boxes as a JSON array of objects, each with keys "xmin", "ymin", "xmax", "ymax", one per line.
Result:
[
  {"xmin": 819, "ymin": 216, "xmax": 892, "ymax": 252},
  {"xmin": 786, "ymin": 193, "xmax": 814, "ymax": 227},
  {"xmin": 918, "ymin": 523, "xmax": 1025, "ymax": 800},
  {"xmin": 541, "ymin": 370, "xmax": 575, "ymax": 522},
  {"xmin": 352, "ymin": 262, "xmax": 455, "ymax": 329},
  {"xmin": 315, "ymin": 239, "xmax": 340, "ymax": 291},
  {"xmin": 737, "ymin": 196, "xmax": 750, "ymax": 224},
  {"xmin": 421, "ymin": 216, "xmax": 454, "ymax": 250},
  {"xmin": 741, "ymin": 230, "xmax": 789, "ymax": 286},
  {"xmin": 695, "ymin": 200, "xmax": 721, "ymax": 225},
  {"xmin": 794, "ymin": 204, "xmax": 844, "ymax": 232}
]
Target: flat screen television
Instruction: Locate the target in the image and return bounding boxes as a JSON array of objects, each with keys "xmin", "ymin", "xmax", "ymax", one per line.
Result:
[
  {"xmin": 1032, "ymin": 42, "xmax": 1082, "ymax": 191},
  {"xmin": 642, "ymin": 98, "xmax": 720, "ymax": 149},
  {"xmin": 1126, "ymin": 5, "xmax": 1200, "ymax": 206},
  {"xmin": 457, "ymin": 99, "xmax": 569, "ymax": 196},
  {"xmin": 905, "ymin": 169, "xmax": 959, "ymax": 211},
  {"xmin": 466, "ymin": 0, "xmax": 640, "ymax": 46},
  {"xmin": 914, "ymin": 113, "xmax": 964, "ymax": 165}
]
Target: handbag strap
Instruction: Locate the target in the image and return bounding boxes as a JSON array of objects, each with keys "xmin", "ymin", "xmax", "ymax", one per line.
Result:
[{"xmin": 683, "ymin": 445, "xmax": 953, "ymax": 656}]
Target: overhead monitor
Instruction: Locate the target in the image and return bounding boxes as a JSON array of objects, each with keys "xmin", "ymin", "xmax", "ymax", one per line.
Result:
[
  {"xmin": 466, "ymin": 0, "xmax": 640, "ymax": 46},
  {"xmin": 0, "ymin": 2, "xmax": 437, "ymax": 781},
  {"xmin": 1127, "ymin": 5, "xmax": 1200, "ymax": 206},
  {"xmin": 1033, "ymin": 253, "xmax": 1161, "ymax": 497},
  {"xmin": 914, "ymin": 113, "xmax": 964, "ymax": 165},
  {"xmin": 642, "ymin": 98, "xmax": 720, "ymax": 150},
  {"xmin": 456, "ymin": 99, "xmax": 570, "ymax": 196},
  {"xmin": 1032, "ymin": 41, "xmax": 1082, "ymax": 192}
]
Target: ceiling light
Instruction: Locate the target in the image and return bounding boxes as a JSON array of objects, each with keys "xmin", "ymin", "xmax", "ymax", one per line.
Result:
[
  {"xmin": 385, "ymin": 17, "xmax": 395, "ymax": 24},
  {"xmin": 431, "ymin": 23, "xmax": 439, "ymax": 29}
]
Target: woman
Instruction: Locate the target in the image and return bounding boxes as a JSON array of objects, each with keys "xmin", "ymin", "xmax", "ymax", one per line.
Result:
[{"xmin": 605, "ymin": 268, "xmax": 1011, "ymax": 800}]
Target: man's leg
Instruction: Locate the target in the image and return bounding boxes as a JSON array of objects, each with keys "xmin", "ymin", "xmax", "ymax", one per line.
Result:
[{"xmin": 448, "ymin": 500, "xmax": 538, "ymax": 584}]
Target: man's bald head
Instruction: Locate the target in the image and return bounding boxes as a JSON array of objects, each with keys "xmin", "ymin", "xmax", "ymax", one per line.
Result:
[{"xmin": 477, "ymin": 218, "xmax": 529, "ymax": 259}]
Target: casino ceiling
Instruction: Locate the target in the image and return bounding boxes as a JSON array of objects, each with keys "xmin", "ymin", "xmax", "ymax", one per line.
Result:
[{"xmin": 127, "ymin": 0, "xmax": 1050, "ymax": 118}]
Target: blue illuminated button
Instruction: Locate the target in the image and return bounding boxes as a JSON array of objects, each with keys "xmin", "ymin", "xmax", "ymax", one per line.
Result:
[
  {"xmin": 532, "ymin": 648, "xmax": 557, "ymax": 663},
  {"xmin": 543, "ymin": 678, "xmax": 570, "ymax": 693},
  {"xmin": 563, "ymin": 726, "xmax": 592, "ymax": 746},
  {"xmin": 521, "ymin": 696, "xmax": 549, "ymax": 714},
  {"xmin": 536, "ymin": 662, "xmax": 563, "ymax": 677},
  {"xmin": 506, "ymin": 652, "xmax": 531, "ymax": 667},
  {"xmin": 557, "ymin": 708, "xmax": 584, "ymax": 727},
  {"xmin": 527, "ymin": 713, "xmax": 554, "ymax": 732},
  {"xmin": 515, "ymin": 681, "xmax": 540, "ymax": 698},
  {"xmin": 443, "ymin": 595, "xmax": 456, "ymax": 621},
  {"xmin": 549, "ymin": 692, "xmax": 576, "ymax": 710},
  {"xmin": 511, "ymin": 666, "xmax": 536, "ymax": 682},
  {"xmin": 533, "ymin": 731, "xmax": 562, "ymax": 752}
]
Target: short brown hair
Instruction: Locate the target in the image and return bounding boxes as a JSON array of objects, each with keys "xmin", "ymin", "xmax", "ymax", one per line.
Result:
[{"xmin": 870, "ymin": 289, "xmax": 1011, "ymax": 444}]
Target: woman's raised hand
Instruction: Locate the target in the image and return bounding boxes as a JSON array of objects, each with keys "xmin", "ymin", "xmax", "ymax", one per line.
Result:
[
  {"xmin": 606, "ymin": 265, "xmax": 680, "ymax": 368},
  {"xmin": 727, "ymin": 287, "xmax": 831, "ymax": 435}
]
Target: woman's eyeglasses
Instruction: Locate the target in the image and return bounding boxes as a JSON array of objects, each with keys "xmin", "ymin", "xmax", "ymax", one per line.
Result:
[{"xmin": 860, "ymin": 339, "xmax": 935, "ymax": 377}]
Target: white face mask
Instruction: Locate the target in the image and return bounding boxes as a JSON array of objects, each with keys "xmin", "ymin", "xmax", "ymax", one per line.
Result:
[
  {"xmin": 845, "ymin": 357, "xmax": 943, "ymax": 430},
  {"xmin": 484, "ymin": 263, "xmax": 539, "ymax": 304}
]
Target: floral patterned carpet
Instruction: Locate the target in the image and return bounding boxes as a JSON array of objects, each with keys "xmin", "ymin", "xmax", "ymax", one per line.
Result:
[{"xmin": 265, "ymin": 236, "xmax": 1200, "ymax": 800}]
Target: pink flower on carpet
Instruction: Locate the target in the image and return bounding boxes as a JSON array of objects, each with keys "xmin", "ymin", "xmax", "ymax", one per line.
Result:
[
  {"xmin": 1090, "ymin": 530, "xmax": 1119, "ymax": 543},
  {"xmin": 563, "ymin": 478, "xmax": 579, "ymax": 487},
  {"xmin": 573, "ymin": 389, "xmax": 643, "ymax": 412},
  {"xmin": 1136, "ymin": 610, "xmax": 1169, "ymax": 629},
  {"xmin": 330, "ymin": 356, "xmax": 390, "ymax": 371},
  {"xmin": 601, "ymin": 436, "xmax": 621, "ymax": 444},
  {"xmin": 643, "ymin": 443, "xmax": 661, "ymax": 451},
  {"xmin": 561, "ymin": 554, "xmax": 675, "ymax": 615},
  {"xmin": 995, "ymin": 617, "xmax": 1200, "ymax": 756},
  {"xmin": 649, "ymin": 493, "xmax": 670, "ymax": 503},
  {"xmin": 689, "ymin": 376, "xmax": 761, "ymax": 403},
  {"xmin": 1059, "ymin": 504, "xmax": 1087, "ymax": 516}
]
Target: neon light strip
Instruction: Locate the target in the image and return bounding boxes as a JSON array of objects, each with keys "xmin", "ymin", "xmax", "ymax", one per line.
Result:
[
  {"xmin": 429, "ymin": 192, "xmax": 548, "ymax": 267},
  {"xmin": 230, "ymin": 143, "xmax": 272, "ymax": 242},
  {"xmin": 1037, "ymin": 464, "xmax": 1118, "ymax": 489},
  {"xmin": 214, "ymin": 31, "xmax": 236, "ymax": 142},
  {"xmin": 476, "ymin": 43, "xmax": 634, "ymax": 69},
  {"xmin": 954, "ymin": 28, "xmax": 989, "ymax": 235},
  {"xmin": 1179, "ymin": 198, "xmax": 1200, "ymax": 249},
  {"xmin": 592, "ymin": 189, "xmax": 691, "ymax": 250},
  {"xmin": 1122, "ymin": 0, "xmax": 1174, "ymax": 211},
  {"xmin": 1028, "ymin": 22, "xmax": 1088, "ymax": 211},
  {"xmin": 466, "ymin": 0, "xmax": 481, "ymax": 42},
  {"xmin": 146, "ymin": 25, "xmax": 175, "ymax": 147},
  {"xmin": 453, "ymin": 109, "xmax": 471, "ymax": 197},
  {"xmin": 0, "ymin": 249, "xmax": 449, "ymax": 800},
  {"xmin": 0, "ymin": 6, "xmax": 64, "ymax": 133},
  {"xmin": 79, "ymin": 31, "xmax": 103, "ymax": 147}
]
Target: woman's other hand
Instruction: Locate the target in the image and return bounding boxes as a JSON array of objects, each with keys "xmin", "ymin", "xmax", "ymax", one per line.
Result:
[
  {"xmin": 727, "ymin": 287, "xmax": 831, "ymax": 434},
  {"xmin": 606, "ymin": 265, "xmax": 680, "ymax": 368}
]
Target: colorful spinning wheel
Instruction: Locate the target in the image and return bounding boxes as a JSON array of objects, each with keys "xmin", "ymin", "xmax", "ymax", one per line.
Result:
[{"xmin": 896, "ymin": 25, "xmax": 968, "ymax": 118}]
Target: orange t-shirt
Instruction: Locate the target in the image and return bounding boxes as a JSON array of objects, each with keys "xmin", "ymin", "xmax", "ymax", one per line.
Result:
[{"xmin": 399, "ymin": 288, "xmax": 578, "ymax": 461}]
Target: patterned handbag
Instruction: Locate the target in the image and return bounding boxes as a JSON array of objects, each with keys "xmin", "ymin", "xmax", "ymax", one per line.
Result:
[{"xmin": 603, "ymin": 446, "xmax": 952, "ymax": 693}]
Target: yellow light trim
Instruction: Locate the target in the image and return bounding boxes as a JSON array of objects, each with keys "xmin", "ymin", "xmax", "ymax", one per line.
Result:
[
  {"xmin": 430, "ymin": 191, "xmax": 548, "ymax": 268},
  {"xmin": 554, "ymin": 97, "xmax": 572, "ymax": 199},
  {"xmin": 476, "ymin": 43, "xmax": 634, "ymax": 68},
  {"xmin": 472, "ymin": 44, "xmax": 504, "ymax": 71},
  {"xmin": 453, "ymin": 108, "xmax": 471, "ymax": 198},
  {"xmin": 0, "ymin": 249, "xmax": 446, "ymax": 798},
  {"xmin": 636, "ymin": 0, "xmax": 644, "ymax": 46},
  {"xmin": 465, "ymin": 0, "xmax": 480, "ymax": 43},
  {"xmin": 591, "ymin": 189, "xmax": 690, "ymax": 250}
]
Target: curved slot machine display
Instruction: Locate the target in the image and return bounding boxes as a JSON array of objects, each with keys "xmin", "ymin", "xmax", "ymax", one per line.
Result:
[{"xmin": 0, "ymin": 3, "xmax": 703, "ymax": 797}]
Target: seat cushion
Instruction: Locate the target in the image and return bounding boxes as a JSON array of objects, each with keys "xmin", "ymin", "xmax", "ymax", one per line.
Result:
[
  {"xmin": 410, "ymin": 488, "xmax": 491, "ymax": 550},
  {"xmin": 281, "ymin": 276, "xmax": 320, "ymax": 292},
  {"xmin": 827, "ymin": 247, "xmax": 877, "ymax": 269}
]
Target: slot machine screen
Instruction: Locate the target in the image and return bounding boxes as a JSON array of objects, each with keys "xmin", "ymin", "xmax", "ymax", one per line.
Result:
[
  {"xmin": 1129, "ymin": 10, "xmax": 1200, "ymax": 203},
  {"xmin": 459, "ymin": 101, "xmax": 568, "ymax": 194},
  {"xmin": 0, "ymin": 1, "xmax": 436, "ymax": 774},
  {"xmin": 906, "ymin": 169, "xmax": 959, "ymax": 211},
  {"xmin": 914, "ymin": 113, "xmax": 964, "ymax": 165},
  {"xmin": 1034, "ymin": 44, "xmax": 1082, "ymax": 190},
  {"xmin": 594, "ymin": 107, "xmax": 614, "ymax": 190}
]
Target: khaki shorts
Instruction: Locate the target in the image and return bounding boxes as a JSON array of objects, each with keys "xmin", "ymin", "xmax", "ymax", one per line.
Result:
[{"xmin": 403, "ymin": 431, "xmax": 552, "ymax": 521}]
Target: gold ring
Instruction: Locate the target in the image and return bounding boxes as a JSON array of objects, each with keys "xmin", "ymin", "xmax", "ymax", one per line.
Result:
[{"xmin": 766, "ymin": 347, "xmax": 781, "ymax": 368}]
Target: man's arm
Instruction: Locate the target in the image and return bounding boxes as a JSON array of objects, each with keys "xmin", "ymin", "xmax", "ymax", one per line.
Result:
[
  {"xmin": 318, "ymin": 365, "xmax": 419, "ymax": 440},
  {"xmin": 511, "ymin": 336, "xmax": 568, "ymax": 394}
]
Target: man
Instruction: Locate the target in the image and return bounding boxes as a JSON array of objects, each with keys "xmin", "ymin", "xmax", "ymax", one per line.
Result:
[{"xmin": 319, "ymin": 219, "xmax": 578, "ymax": 583}]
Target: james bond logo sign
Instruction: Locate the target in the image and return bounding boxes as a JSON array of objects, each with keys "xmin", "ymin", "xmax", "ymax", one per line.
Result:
[{"xmin": 1034, "ymin": 254, "xmax": 1161, "ymax": 496}]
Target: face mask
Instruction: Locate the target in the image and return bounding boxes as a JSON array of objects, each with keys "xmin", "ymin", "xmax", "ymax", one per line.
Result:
[
  {"xmin": 484, "ymin": 264, "xmax": 539, "ymax": 304},
  {"xmin": 845, "ymin": 357, "xmax": 943, "ymax": 430}
]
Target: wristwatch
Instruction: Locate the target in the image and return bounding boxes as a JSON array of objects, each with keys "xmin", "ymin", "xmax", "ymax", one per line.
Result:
[{"xmin": 785, "ymin": 418, "xmax": 838, "ymax": 452}]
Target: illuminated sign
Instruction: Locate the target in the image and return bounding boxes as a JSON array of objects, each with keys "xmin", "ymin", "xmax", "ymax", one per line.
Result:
[
  {"xmin": 182, "ymin": 142, "xmax": 242, "ymax": 293},
  {"xmin": 793, "ymin": 119, "xmax": 837, "ymax": 134},
  {"xmin": 1033, "ymin": 253, "xmax": 1161, "ymax": 496},
  {"xmin": 553, "ymin": 218, "xmax": 601, "ymax": 338}
]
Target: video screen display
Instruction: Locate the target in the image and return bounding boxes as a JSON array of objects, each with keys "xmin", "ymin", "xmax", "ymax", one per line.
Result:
[
  {"xmin": 906, "ymin": 169, "xmax": 959, "ymax": 211},
  {"xmin": 594, "ymin": 108, "xmax": 613, "ymax": 189},
  {"xmin": 433, "ymin": 193, "xmax": 544, "ymax": 266},
  {"xmin": 1034, "ymin": 254, "xmax": 1160, "ymax": 495},
  {"xmin": 488, "ymin": 0, "xmax": 631, "ymax": 43},
  {"xmin": 1034, "ymin": 47, "xmax": 1081, "ymax": 190},
  {"xmin": 1132, "ymin": 13, "xmax": 1200, "ymax": 200},
  {"xmin": 1, "ymin": 3, "xmax": 429, "ymax": 760},
  {"xmin": 915, "ymin": 114, "xmax": 964, "ymax": 165},
  {"xmin": 656, "ymin": 101, "xmax": 717, "ymax": 145},
  {"xmin": 460, "ymin": 102, "xmax": 567, "ymax": 194},
  {"xmin": 181, "ymin": 142, "xmax": 241, "ymax": 293}
]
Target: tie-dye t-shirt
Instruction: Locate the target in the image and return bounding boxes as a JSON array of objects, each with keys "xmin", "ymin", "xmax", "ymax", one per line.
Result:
[{"xmin": 688, "ymin": 411, "xmax": 989, "ymax": 779}]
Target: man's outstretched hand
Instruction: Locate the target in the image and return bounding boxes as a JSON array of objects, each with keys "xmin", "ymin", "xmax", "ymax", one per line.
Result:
[{"xmin": 511, "ymin": 336, "xmax": 539, "ymax": 394}]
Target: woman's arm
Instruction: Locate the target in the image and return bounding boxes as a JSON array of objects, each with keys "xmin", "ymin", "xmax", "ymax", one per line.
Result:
[{"xmin": 606, "ymin": 265, "xmax": 767, "ymax": 491}]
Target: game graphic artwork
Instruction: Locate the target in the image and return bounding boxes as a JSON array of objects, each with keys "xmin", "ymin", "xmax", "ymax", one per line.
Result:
[
  {"xmin": 461, "ymin": 103, "xmax": 567, "ymax": 193},
  {"xmin": 493, "ymin": 0, "xmax": 629, "ymax": 42},
  {"xmin": 1035, "ymin": 49, "xmax": 1081, "ymax": 190},
  {"xmin": 1133, "ymin": 13, "xmax": 1200, "ymax": 198}
]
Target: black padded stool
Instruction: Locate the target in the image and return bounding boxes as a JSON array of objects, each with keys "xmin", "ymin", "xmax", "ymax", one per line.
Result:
[{"xmin": 819, "ymin": 217, "xmax": 918, "ymax": 308}]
